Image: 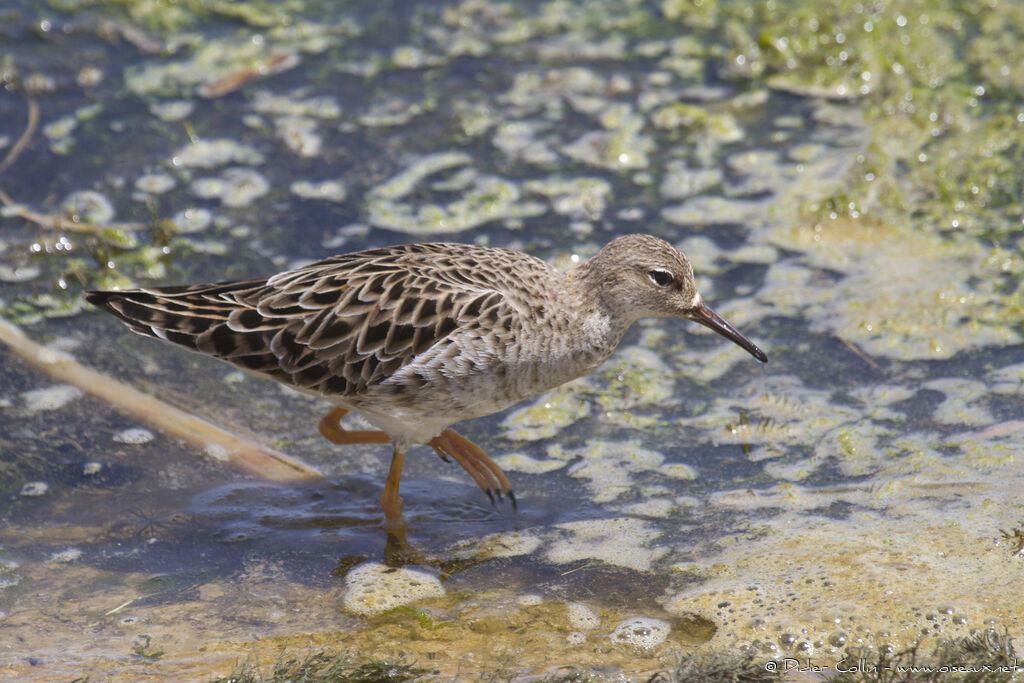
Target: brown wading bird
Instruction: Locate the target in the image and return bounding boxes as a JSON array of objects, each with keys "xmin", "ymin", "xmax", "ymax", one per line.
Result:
[{"xmin": 87, "ymin": 234, "xmax": 767, "ymax": 530}]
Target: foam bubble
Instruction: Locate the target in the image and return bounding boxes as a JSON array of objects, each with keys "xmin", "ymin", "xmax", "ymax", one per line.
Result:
[
  {"xmin": 342, "ymin": 562, "xmax": 444, "ymax": 617},
  {"xmin": 23, "ymin": 385, "xmax": 82, "ymax": 411},
  {"xmin": 567, "ymin": 602, "xmax": 600, "ymax": 630},
  {"xmin": 610, "ymin": 617, "xmax": 671, "ymax": 652},
  {"xmin": 114, "ymin": 428, "xmax": 155, "ymax": 445},
  {"xmin": 20, "ymin": 481, "xmax": 49, "ymax": 497}
]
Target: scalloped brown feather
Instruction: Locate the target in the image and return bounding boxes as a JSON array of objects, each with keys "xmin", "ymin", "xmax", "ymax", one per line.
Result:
[{"xmin": 86, "ymin": 243, "xmax": 549, "ymax": 398}]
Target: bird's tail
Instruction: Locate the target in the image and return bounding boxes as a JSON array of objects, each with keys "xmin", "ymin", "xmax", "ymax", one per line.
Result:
[
  {"xmin": 84, "ymin": 282, "xmax": 298, "ymax": 382},
  {"xmin": 87, "ymin": 284, "xmax": 246, "ymax": 349}
]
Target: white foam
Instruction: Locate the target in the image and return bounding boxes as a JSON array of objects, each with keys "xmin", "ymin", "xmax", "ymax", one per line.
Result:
[
  {"xmin": 610, "ymin": 616, "xmax": 671, "ymax": 652},
  {"xmin": 342, "ymin": 562, "xmax": 444, "ymax": 617}
]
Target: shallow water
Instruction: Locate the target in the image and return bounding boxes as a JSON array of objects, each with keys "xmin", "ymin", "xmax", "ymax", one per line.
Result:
[{"xmin": 1, "ymin": 0, "xmax": 1023, "ymax": 679}]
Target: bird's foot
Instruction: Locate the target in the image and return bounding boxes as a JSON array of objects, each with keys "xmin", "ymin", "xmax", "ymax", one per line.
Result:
[{"xmin": 429, "ymin": 429, "xmax": 516, "ymax": 510}]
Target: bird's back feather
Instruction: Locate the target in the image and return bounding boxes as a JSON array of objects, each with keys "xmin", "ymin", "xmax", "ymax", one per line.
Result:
[{"xmin": 86, "ymin": 243, "xmax": 543, "ymax": 397}]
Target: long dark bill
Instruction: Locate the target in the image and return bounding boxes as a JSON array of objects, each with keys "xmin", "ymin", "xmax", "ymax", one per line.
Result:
[{"xmin": 687, "ymin": 303, "xmax": 768, "ymax": 363}]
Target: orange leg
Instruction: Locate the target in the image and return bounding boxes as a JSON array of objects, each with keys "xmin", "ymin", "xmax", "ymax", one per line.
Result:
[
  {"xmin": 381, "ymin": 446, "xmax": 407, "ymax": 530},
  {"xmin": 318, "ymin": 407, "xmax": 403, "ymax": 528},
  {"xmin": 429, "ymin": 429, "xmax": 516, "ymax": 509},
  {"xmin": 318, "ymin": 407, "xmax": 390, "ymax": 445}
]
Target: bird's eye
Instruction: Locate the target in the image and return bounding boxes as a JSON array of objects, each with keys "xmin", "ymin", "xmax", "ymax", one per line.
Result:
[{"xmin": 647, "ymin": 269, "xmax": 673, "ymax": 287}]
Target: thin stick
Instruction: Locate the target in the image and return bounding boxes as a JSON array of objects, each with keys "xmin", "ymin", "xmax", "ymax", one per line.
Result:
[
  {"xmin": 103, "ymin": 598, "xmax": 137, "ymax": 616},
  {"xmin": 0, "ymin": 98, "xmax": 146, "ymax": 233},
  {"xmin": 0, "ymin": 186, "xmax": 148, "ymax": 234},
  {"xmin": 834, "ymin": 333, "xmax": 880, "ymax": 370},
  {"xmin": 198, "ymin": 52, "xmax": 299, "ymax": 98},
  {"xmin": 0, "ymin": 317, "xmax": 322, "ymax": 483},
  {"xmin": 0, "ymin": 97, "xmax": 38, "ymax": 175}
]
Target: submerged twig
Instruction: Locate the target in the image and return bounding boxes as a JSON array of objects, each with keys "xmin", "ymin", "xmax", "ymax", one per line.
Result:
[
  {"xmin": 103, "ymin": 598, "xmax": 137, "ymax": 616},
  {"xmin": 198, "ymin": 52, "xmax": 300, "ymax": 98},
  {"xmin": 0, "ymin": 98, "xmax": 146, "ymax": 233},
  {"xmin": 80, "ymin": 16, "xmax": 165, "ymax": 55},
  {"xmin": 0, "ymin": 187, "xmax": 148, "ymax": 234},
  {"xmin": 834, "ymin": 333, "xmax": 880, "ymax": 370},
  {"xmin": 0, "ymin": 316, "xmax": 322, "ymax": 483},
  {"xmin": 0, "ymin": 96, "xmax": 38, "ymax": 175}
]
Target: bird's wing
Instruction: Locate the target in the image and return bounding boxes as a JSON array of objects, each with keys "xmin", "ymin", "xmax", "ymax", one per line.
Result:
[{"xmin": 86, "ymin": 244, "xmax": 512, "ymax": 396}]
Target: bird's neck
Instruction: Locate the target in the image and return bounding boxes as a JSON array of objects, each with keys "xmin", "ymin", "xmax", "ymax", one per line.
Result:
[{"xmin": 565, "ymin": 264, "xmax": 636, "ymax": 352}]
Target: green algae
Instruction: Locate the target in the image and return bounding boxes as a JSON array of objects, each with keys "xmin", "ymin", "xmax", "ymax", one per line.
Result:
[
  {"xmin": 685, "ymin": 0, "xmax": 1024, "ymax": 237},
  {"xmin": 48, "ymin": 0, "xmax": 322, "ymax": 36},
  {"xmin": 369, "ymin": 152, "xmax": 472, "ymax": 201},
  {"xmin": 562, "ymin": 108, "xmax": 654, "ymax": 171},
  {"xmin": 367, "ymin": 174, "xmax": 545, "ymax": 235},
  {"xmin": 500, "ymin": 384, "xmax": 590, "ymax": 441},
  {"xmin": 290, "ymin": 179, "xmax": 347, "ymax": 203},
  {"xmin": 565, "ymin": 440, "xmax": 678, "ymax": 504},
  {"xmin": 364, "ymin": 152, "xmax": 547, "ymax": 234},
  {"xmin": 211, "ymin": 651, "xmax": 436, "ymax": 683},
  {"xmin": 597, "ymin": 346, "xmax": 675, "ymax": 414},
  {"xmin": 765, "ymin": 219, "xmax": 1022, "ymax": 360},
  {"xmin": 171, "ymin": 139, "xmax": 265, "ymax": 169},
  {"xmin": 0, "ymin": 211, "xmax": 176, "ymax": 324},
  {"xmin": 190, "ymin": 167, "xmax": 270, "ymax": 208},
  {"xmin": 26, "ymin": 0, "xmax": 1019, "ymax": 336},
  {"xmin": 647, "ymin": 0, "xmax": 1024, "ymax": 359},
  {"xmin": 523, "ymin": 176, "xmax": 612, "ymax": 219}
]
